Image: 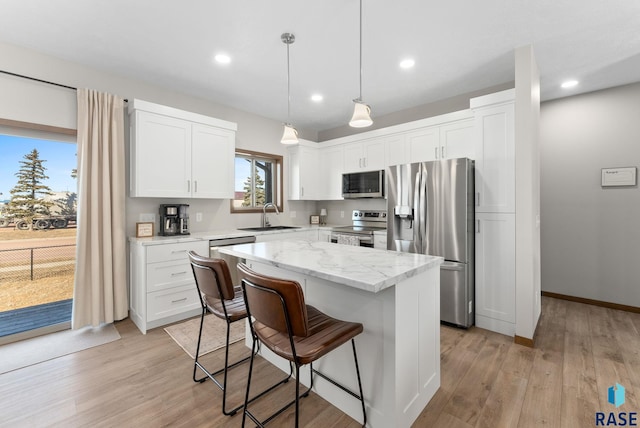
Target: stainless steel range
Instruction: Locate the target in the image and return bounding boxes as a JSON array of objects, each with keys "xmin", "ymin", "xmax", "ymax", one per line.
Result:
[{"xmin": 330, "ymin": 210, "xmax": 387, "ymax": 247}]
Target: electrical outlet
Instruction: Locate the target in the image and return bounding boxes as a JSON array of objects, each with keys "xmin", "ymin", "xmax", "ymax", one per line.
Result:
[
  {"xmin": 340, "ymin": 211, "xmax": 345, "ymax": 218},
  {"xmin": 140, "ymin": 213, "xmax": 155, "ymax": 222},
  {"xmin": 196, "ymin": 212, "xmax": 203, "ymax": 222},
  {"xmin": 290, "ymin": 211, "xmax": 296, "ymax": 218}
]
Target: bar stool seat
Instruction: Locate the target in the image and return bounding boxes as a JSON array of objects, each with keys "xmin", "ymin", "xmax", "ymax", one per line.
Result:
[
  {"xmin": 253, "ymin": 305, "xmax": 363, "ymax": 365},
  {"xmin": 238, "ymin": 263, "xmax": 367, "ymax": 428}
]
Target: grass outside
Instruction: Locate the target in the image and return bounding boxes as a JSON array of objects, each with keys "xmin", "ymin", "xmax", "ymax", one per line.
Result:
[
  {"xmin": 0, "ymin": 226, "xmax": 76, "ymax": 311},
  {"xmin": 0, "ymin": 274, "xmax": 73, "ymax": 311},
  {"xmin": 0, "ymin": 226, "xmax": 76, "ymax": 240}
]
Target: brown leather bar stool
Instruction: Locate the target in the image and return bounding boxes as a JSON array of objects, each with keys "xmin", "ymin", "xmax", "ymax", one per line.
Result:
[
  {"xmin": 188, "ymin": 252, "xmax": 291, "ymax": 416},
  {"xmin": 238, "ymin": 263, "xmax": 367, "ymax": 428}
]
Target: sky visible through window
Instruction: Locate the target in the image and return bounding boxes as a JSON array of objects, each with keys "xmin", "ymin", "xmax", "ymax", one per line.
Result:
[{"xmin": 0, "ymin": 134, "xmax": 77, "ymax": 201}]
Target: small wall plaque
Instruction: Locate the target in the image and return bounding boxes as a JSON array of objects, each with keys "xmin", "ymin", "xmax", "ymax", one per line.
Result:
[
  {"xmin": 309, "ymin": 215, "xmax": 320, "ymax": 225},
  {"xmin": 136, "ymin": 222, "xmax": 155, "ymax": 237},
  {"xmin": 601, "ymin": 167, "xmax": 637, "ymax": 187}
]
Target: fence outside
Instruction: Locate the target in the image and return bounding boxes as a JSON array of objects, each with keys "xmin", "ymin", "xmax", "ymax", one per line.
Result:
[{"xmin": 0, "ymin": 244, "xmax": 76, "ymax": 282}]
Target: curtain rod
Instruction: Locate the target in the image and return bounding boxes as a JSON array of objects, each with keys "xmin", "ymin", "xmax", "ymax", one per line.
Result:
[{"xmin": 0, "ymin": 70, "xmax": 128, "ymax": 102}]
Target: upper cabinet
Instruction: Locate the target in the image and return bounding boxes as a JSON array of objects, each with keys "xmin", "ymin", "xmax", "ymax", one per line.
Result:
[
  {"xmin": 287, "ymin": 143, "xmax": 320, "ymax": 200},
  {"xmin": 471, "ymin": 91, "xmax": 515, "ymax": 213},
  {"xmin": 343, "ymin": 138, "xmax": 385, "ymax": 172},
  {"xmin": 405, "ymin": 120, "xmax": 474, "ymax": 164},
  {"xmin": 318, "ymin": 145, "xmax": 344, "ymax": 200},
  {"xmin": 129, "ymin": 99, "xmax": 236, "ymax": 198}
]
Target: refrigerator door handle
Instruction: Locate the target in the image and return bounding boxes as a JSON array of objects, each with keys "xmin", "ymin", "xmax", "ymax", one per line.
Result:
[
  {"xmin": 420, "ymin": 169, "xmax": 428, "ymax": 254},
  {"xmin": 414, "ymin": 170, "xmax": 422, "ymax": 251}
]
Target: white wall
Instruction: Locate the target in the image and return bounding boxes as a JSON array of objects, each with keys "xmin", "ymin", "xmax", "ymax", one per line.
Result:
[
  {"xmin": 514, "ymin": 46, "xmax": 541, "ymax": 340},
  {"xmin": 540, "ymin": 82, "xmax": 640, "ymax": 308}
]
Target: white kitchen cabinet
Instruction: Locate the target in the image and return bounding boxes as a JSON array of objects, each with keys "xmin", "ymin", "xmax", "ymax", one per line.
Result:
[
  {"xmin": 129, "ymin": 99, "xmax": 236, "ymax": 199},
  {"xmin": 440, "ymin": 119, "xmax": 475, "ymax": 160},
  {"xmin": 472, "ymin": 97, "xmax": 515, "ymax": 213},
  {"xmin": 288, "ymin": 144, "xmax": 319, "ymax": 200},
  {"xmin": 405, "ymin": 120, "xmax": 474, "ymax": 164},
  {"xmin": 191, "ymin": 123, "xmax": 235, "ymax": 198},
  {"xmin": 406, "ymin": 126, "xmax": 440, "ymax": 163},
  {"xmin": 318, "ymin": 229, "xmax": 331, "ymax": 243},
  {"xmin": 129, "ymin": 239, "xmax": 208, "ymax": 334},
  {"xmin": 318, "ymin": 145, "xmax": 344, "ymax": 200},
  {"xmin": 474, "ymin": 212, "xmax": 516, "ymax": 336},
  {"xmin": 343, "ymin": 138, "xmax": 385, "ymax": 172},
  {"xmin": 374, "ymin": 232, "xmax": 387, "ymax": 250},
  {"xmin": 384, "ymin": 133, "xmax": 408, "ymax": 167}
]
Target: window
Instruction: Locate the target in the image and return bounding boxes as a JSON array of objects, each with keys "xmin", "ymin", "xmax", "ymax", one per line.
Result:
[{"xmin": 231, "ymin": 149, "xmax": 283, "ymax": 213}]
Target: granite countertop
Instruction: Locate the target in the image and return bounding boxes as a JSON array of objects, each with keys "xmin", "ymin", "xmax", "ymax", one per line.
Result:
[{"xmin": 219, "ymin": 240, "xmax": 442, "ymax": 293}]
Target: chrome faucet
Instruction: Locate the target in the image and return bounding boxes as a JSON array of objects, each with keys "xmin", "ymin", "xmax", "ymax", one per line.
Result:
[{"xmin": 262, "ymin": 202, "xmax": 279, "ymax": 227}]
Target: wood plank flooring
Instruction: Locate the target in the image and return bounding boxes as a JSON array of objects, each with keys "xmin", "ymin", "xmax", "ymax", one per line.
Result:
[{"xmin": 0, "ymin": 296, "xmax": 638, "ymax": 427}]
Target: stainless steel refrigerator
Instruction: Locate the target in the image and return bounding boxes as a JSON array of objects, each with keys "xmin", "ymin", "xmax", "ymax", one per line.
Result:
[{"xmin": 387, "ymin": 158, "xmax": 475, "ymax": 327}]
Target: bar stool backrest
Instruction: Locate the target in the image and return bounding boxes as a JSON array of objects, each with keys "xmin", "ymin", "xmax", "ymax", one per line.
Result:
[
  {"xmin": 237, "ymin": 263, "xmax": 309, "ymax": 338},
  {"xmin": 188, "ymin": 251, "xmax": 236, "ymax": 301}
]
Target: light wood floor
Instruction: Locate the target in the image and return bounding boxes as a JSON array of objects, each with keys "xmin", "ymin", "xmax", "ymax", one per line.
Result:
[{"xmin": 1, "ymin": 296, "xmax": 638, "ymax": 427}]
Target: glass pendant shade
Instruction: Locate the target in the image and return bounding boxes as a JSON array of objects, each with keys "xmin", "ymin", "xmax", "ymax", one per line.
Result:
[
  {"xmin": 349, "ymin": 101, "xmax": 373, "ymax": 128},
  {"xmin": 281, "ymin": 123, "xmax": 299, "ymax": 144}
]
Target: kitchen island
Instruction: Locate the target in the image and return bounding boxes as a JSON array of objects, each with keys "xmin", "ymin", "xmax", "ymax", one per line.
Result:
[{"xmin": 219, "ymin": 240, "xmax": 442, "ymax": 428}]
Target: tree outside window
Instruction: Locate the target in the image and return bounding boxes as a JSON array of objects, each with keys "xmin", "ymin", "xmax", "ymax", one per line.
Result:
[{"xmin": 232, "ymin": 150, "xmax": 283, "ymax": 212}]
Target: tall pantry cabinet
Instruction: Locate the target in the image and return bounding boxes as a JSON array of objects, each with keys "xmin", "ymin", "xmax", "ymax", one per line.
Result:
[{"xmin": 471, "ymin": 89, "xmax": 517, "ymax": 336}]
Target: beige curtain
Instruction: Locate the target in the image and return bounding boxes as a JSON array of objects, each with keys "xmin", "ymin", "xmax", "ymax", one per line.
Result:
[{"xmin": 72, "ymin": 89, "xmax": 127, "ymax": 329}]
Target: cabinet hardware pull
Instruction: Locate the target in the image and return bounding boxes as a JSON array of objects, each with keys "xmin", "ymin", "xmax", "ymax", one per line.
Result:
[
  {"xmin": 476, "ymin": 219, "xmax": 480, "ymax": 233},
  {"xmin": 476, "ymin": 192, "xmax": 480, "ymax": 206},
  {"xmin": 171, "ymin": 271, "xmax": 187, "ymax": 276},
  {"xmin": 171, "ymin": 250, "xmax": 187, "ymax": 253},
  {"xmin": 301, "ymin": 186, "xmax": 304, "ymax": 197},
  {"xmin": 171, "ymin": 297, "xmax": 187, "ymax": 303},
  {"xmin": 187, "ymin": 180, "xmax": 190, "ymax": 192},
  {"xmin": 194, "ymin": 180, "xmax": 198, "ymax": 193},
  {"xmin": 441, "ymin": 146, "xmax": 445, "ymax": 158},
  {"xmin": 434, "ymin": 147, "xmax": 438, "ymax": 159}
]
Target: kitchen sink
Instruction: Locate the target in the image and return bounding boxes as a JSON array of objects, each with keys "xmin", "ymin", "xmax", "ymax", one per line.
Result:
[{"xmin": 237, "ymin": 226, "xmax": 301, "ymax": 232}]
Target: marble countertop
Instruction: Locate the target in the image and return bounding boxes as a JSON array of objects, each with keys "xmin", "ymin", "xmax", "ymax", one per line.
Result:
[
  {"xmin": 219, "ymin": 240, "xmax": 442, "ymax": 293},
  {"xmin": 129, "ymin": 225, "xmax": 337, "ymax": 245}
]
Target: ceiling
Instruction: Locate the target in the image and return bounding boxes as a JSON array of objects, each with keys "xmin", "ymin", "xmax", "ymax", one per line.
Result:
[{"xmin": 1, "ymin": 1, "xmax": 639, "ymax": 134}]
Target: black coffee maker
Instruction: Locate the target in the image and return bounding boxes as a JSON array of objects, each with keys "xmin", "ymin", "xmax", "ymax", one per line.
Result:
[{"xmin": 159, "ymin": 204, "xmax": 190, "ymax": 236}]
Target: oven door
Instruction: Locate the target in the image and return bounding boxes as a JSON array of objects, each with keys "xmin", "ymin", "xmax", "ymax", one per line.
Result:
[{"xmin": 330, "ymin": 233, "xmax": 374, "ymax": 248}]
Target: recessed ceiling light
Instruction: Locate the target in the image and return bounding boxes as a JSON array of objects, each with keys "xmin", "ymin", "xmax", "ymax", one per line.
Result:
[
  {"xmin": 214, "ymin": 54, "xmax": 231, "ymax": 64},
  {"xmin": 399, "ymin": 58, "xmax": 415, "ymax": 69},
  {"xmin": 311, "ymin": 94, "xmax": 323, "ymax": 102},
  {"xmin": 561, "ymin": 80, "xmax": 578, "ymax": 88}
]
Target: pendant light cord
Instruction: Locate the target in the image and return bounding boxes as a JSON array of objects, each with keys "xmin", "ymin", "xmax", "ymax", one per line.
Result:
[
  {"xmin": 286, "ymin": 37, "xmax": 291, "ymax": 122},
  {"xmin": 358, "ymin": 0, "xmax": 363, "ymax": 101}
]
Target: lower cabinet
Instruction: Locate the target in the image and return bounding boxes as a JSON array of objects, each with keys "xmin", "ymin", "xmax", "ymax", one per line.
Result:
[
  {"xmin": 129, "ymin": 240, "xmax": 208, "ymax": 334},
  {"xmin": 374, "ymin": 232, "xmax": 387, "ymax": 250},
  {"xmin": 474, "ymin": 212, "xmax": 516, "ymax": 336}
]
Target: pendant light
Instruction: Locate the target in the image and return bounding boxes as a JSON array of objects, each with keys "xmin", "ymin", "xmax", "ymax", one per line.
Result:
[
  {"xmin": 349, "ymin": 0, "xmax": 373, "ymax": 128},
  {"xmin": 281, "ymin": 32, "xmax": 298, "ymax": 144}
]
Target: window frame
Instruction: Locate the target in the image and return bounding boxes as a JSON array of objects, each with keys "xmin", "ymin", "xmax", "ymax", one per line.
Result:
[{"xmin": 230, "ymin": 149, "xmax": 283, "ymax": 214}]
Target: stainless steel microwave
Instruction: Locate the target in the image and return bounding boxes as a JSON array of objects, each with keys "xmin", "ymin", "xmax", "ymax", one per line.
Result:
[{"xmin": 342, "ymin": 170, "xmax": 385, "ymax": 198}]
